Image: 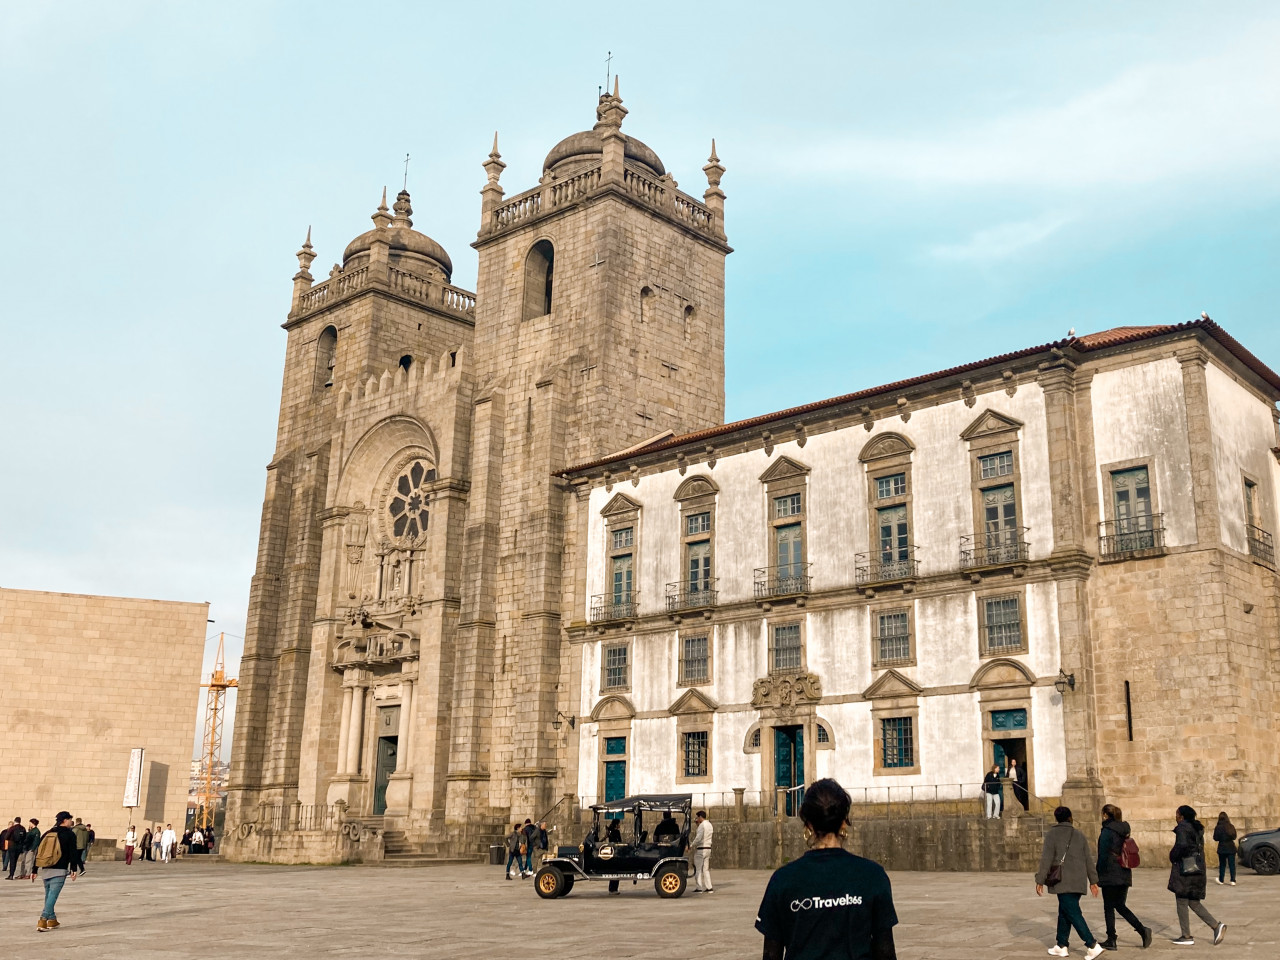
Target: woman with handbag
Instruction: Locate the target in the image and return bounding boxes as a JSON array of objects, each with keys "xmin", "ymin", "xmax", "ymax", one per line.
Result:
[
  {"xmin": 1212, "ymin": 811, "xmax": 1237, "ymax": 886},
  {"xmin": 1168, "ymin": 805, "xmax": 1226, "ymax": 946},
  {"xmin": 1035, "ymin": 806, "xmax": 1103, "ymax": 959}
]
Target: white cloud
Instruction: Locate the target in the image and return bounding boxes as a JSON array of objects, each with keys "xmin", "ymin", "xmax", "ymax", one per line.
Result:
[
  {"xmin": 930, "ymin": 212, "xmax": 1074, "ymax": 263},
  {"xmin": 779, "ymin": 25, "xmax": 1280, "ymax": 189}
]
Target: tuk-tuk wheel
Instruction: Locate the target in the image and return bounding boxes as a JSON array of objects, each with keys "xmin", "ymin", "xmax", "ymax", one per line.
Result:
[
  {"xmin": 654, "ymin": 865, "xmax": 686, "ymax": 898},
  {"xmin": 535, "ymin": 865, "xmax": 566, "ymax": 899}
]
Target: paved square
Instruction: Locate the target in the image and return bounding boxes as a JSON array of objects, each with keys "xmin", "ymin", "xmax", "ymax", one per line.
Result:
[{"xmin": 1, "ymin": 860, "xmax": 1274, "ymax": 958}]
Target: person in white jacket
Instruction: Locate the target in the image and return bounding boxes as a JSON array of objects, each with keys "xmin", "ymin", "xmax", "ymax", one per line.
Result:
[
  {"xmin": 691, "ymin": 810, "xmax": 714, "ymax": 893},
  {"xmin": 124, "ymin": 826, "xmax": 137, "ymax": 866},
  {"xmin": 160, "ymin": 825, "xmax": 177, "ymax": 862}
]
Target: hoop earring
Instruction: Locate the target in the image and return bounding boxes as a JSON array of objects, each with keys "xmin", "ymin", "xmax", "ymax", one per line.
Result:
[
  {"xmin": 803, "ymin": 826, "xmax": 813, "ymax": 845},
  {"xmin": 838, "ymin": 827, "xmax": 849, "ymax": 840}
]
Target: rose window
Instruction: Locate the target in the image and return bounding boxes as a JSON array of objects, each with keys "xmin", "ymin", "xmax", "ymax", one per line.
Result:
[{"xmin": 388, "ymin": 460, "xmax": 434, "ymax": 539}]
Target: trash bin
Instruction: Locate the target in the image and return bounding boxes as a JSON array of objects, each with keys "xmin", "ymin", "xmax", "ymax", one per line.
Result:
[{"xmin": 489, "ymin": 844, "xmax": 504, "ymax": 866}]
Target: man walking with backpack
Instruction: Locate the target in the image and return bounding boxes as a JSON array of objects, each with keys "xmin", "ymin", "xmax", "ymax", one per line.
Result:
[{"xmin": 35, "ymin": 811, "xmax": 78, "ymax": 932}]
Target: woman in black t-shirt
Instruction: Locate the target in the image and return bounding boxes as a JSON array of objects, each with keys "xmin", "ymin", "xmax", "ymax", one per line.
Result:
[{"xmin": 755, "ymin": 779, "xmax": 898, "ymax": 960}]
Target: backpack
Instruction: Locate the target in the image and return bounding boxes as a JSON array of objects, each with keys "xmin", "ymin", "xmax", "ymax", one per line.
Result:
[
  {"xmin": 35, "ymin": 830, "xmax": 62, "ymax": 869},
  {"xmin": 1118, "ymin": 836, "xmax": 1141, "ymax": 869}
]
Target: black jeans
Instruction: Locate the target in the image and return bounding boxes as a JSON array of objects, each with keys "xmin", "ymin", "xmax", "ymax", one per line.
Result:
[
  {"xmin": 1101, "ymin": 885, "xmax": 1144, "ymax": 940},
  {"xmin": 1056, "ymin": 893, "xmax": 1096, "ymax": 948},
  {"xmin": 1218, "ymin": 853, "xmax": 1236, "ymax": 882}
]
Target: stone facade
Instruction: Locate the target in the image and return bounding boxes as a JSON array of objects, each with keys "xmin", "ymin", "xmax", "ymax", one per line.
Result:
[
  {"xmin": 227, "ymin": 85, "xmax": 1279, "ymax": 867},
  {"xmin": 0, "ymin": 588, "xmax": 207, "ymax": 845},
  {"xmin": 225, "ymin": 86, "xmax": 729, "ymax": 860},
  {"xmin": 562, "ymin": 325, "xmax": 1280, "ymax": 861}
]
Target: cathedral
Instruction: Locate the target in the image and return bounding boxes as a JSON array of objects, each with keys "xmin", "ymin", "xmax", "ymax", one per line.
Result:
[{"xmin": 226, "ymin": 86, "xmax": 1280, "ymax": 867}]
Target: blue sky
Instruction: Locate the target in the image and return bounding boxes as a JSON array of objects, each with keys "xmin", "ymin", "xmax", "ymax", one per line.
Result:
[{"xmin": 2, "ymin": 2, "xmax": 1277, "ymax": 753}]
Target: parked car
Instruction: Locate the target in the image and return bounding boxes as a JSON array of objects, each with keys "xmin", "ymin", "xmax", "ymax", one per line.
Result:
[
  {"xmin": 533, "ymin": 794, "xmax": 691, "ymax": 899},
  {"xmin": 1239, "ymin": 826, "xmax": 1280, "ymax": 875}
]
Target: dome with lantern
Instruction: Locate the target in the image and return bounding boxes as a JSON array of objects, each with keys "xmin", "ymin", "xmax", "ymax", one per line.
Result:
[{"xmin": 341, "ymin": 188, "xmax": 453, "ymax": 282}]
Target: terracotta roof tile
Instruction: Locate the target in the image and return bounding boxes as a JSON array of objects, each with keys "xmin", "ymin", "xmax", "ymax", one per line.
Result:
[{"xmin": 561, "ymin": 319, "xmax": 1279, "ymax": 475}]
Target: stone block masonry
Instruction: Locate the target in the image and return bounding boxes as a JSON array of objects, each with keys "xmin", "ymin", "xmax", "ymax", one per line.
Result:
[{"xmin": 0, "ymin": 587, "xmax": 207, "ymax": 843}]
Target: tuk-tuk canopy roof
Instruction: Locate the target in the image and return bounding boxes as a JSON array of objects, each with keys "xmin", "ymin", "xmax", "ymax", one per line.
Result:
[{"xmin": 590, "ymin": 794, "xmax": 692, "ymax": 813}]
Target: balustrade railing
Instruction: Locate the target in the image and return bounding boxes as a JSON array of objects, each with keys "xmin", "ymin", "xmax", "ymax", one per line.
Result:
[
  {"xmin": 551, "ymin": 164, "xmax": 602, "ymax": 206},
  {"xmin": 1247, "ymin": 523, "xmax": 1275, "ymax": 564},
  {"xmin": 960, "ymin": 529, "xmax": 1030, "ymax": 568},
  {"xmin": 1098, "ymin": 515, "xmax": 1166, "ymax": 558},
  {"xmin": 665, "ymin": 579, "xmax": 719, "ymax": 612},
  {"xmin": 672, "ymin": 192, "xmax": 714, "ymax": 231},
  {"xmin": 297, "ymin": 263, "xmax": 474, "ymax": 320},
  {"xmin": 590, "ymin": 593, "xmax": 639, "ymax": 622},
  {"xmin": 623, "ymin": 166, "xmax": 664, "ymax": 205},
  {"xmin": 855, "ymin": 547, "xmax": 919, "ymax": 585},
  {"xmin": 754, "ymin": 564, "xmax": 813, "ymax": 599},
  {"xmin": 492, "ymin": 189, "xmax": 542, "ymax": 229}
]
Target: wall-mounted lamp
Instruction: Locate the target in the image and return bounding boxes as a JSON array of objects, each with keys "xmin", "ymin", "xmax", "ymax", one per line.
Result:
[
  {"xmin": 1054, "ymin": 670, "xmax": 1076, "ymax": 694},
  {"xmin": 552, "ymin": 711, "xmax": 577, "ymax": 731}
]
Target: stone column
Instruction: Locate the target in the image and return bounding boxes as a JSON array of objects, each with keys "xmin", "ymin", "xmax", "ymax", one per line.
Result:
[
  {"xmin": 396, "ymin": 680, "xmax": 414, "ymax": 772},
  {"xmin": 346, "ymin": 685, "xmax": 366, "ymax": 776},
  {"xmin": 1178, "ymin": 347, "xmax": 1221, "ymax": 546},
  {"xmin": 336, "ymin": 684, "xmax": 354, "ymax": 776},
  {"xmin": 1038, "ymin": 357, "xmax": 1104, "ymax": 821}
]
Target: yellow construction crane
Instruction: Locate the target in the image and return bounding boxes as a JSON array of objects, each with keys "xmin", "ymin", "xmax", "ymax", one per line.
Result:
[{"xmin": 195, "ymin": 633, "xmax": 237, "ymax": 832}]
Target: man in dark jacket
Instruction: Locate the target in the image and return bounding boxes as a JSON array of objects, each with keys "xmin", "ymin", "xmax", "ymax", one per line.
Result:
[
  {"xmin": 3, "ymin": 818, "xmax": 23, "ymax": 879},
  {"xmin": 21, "ymin": 818, "xmax": 41, "ymax": 879},
  {"xmin": 36, "ymin": 811, "xmax": 78, "ymax": 932},
  {"xmin": 1168, "ymin": 805, "xmax": 1225, "ymax": 946},
  {"xmin": 1035, "ymin": 806, "xmax": 1103, "ymax": 959},
  {"xmin": 1095, "ymin": 804, "xmax": 1151, "ymax": 950}
]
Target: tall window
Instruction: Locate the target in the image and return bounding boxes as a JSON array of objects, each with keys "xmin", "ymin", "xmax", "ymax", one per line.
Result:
[
  {"xmin": 876, "ymin": 611, "xmax": 911, "ymax": 665},
  {"xmin": 1244, "ymin": 478, "xmax": 1259, "ymax": 527},
  {"xmin": 775, "ymin": 493, "xmax": 802, "ymax": 518},
  {"xmin": 687, "ymin": 540, "xmax": 711, "ymax": 595},
  {"xmin": 770, "ymin": 623, "xmax": 802, "ymax": 674},
  {"xmin": 679, "ymin": 635, "xmax": 709, "ymax": 684},
  {"xmin": 877, "ymin": 504, "xmax": 909, "ymax": 573},
  {"xmin": 1112, "ymin": 467, "xmax": 1154, "ymax": 547},
  {"xmin": 876, "ymin": 472, "xmax": 907, "ymax": 499},
  {"xmin": 522, "ymin": 240, "xmax": 554, "ymax": 320},
  {"xmin": 881, "ymin": 717, "xmax": 914, "ymax": 768},
  {"xmin": 775, "ymin": 524, "xmax": 803, "ymax": 580},
  {"xmin": 602, "ymin": 644, "xmax": 629, "ymax": 690},
  {"xmin": 982, "ymin": 595, "xmax": 1023, "ymax": 654},
  {"xmin": 983, "ymin": 485, "xmax": 1019, "ymax": 558},
  {"xmin": 611, "ymin": 554, "xmax": 633, "ymax": 605},
  {"xmin": 682, "ymin": 730, "xmax": 709, "ymax": 778}
]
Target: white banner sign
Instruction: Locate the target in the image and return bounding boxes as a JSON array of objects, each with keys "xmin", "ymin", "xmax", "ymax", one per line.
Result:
[{"xmin": 123, "ymin": 748, "xmax": 145, "ymax": 808}]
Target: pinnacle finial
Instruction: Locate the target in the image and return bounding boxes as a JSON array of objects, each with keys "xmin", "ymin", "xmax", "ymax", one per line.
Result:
[
  {"xmin": 371, "ymin": 187, "xmax": 393, "ymax": 229},
  {"xmin": 303, "ymin": 225, "xmax": 313, "ymax": 249},
  {"xmin": 613, "ymin": 75, "xmax": 620, "ymax": 99},
  {"xmin": 491, "ymin": 130, "xmax": 500, "ymax": 156},
  {"xmin": 483, "ymin": 130, "xmax": 507, "ymax": 184},
  {"xmin": 709, "ymin": 139, "xmax": 719, "ymax": 163},
  {"xmin": 295, "ymin": 225, "xmax": 317, "ymax": 277}
]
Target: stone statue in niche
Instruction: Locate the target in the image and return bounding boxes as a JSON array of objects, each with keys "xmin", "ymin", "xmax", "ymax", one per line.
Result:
[{"xmin": 345, "ymin": 502, "xmax": 369, "ymax": 564}]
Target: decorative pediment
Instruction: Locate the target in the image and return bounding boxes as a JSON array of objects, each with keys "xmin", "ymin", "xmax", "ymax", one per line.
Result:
[
  {"xmin": 673, "ymin": 475, "xmax": 718, "ymax": 501},
  {"xmin": 969, "ymin": 657, "xmax": 1036, "ymax": 690},
  {"xmin": 751, "ymin": 672, "xmax": 822, "ymax": 711},
  {"xmin": 758, "ymin": 455, "xmax": 810, "ymax": 483},
  {"xmin": 960, "ymin": 409, "xmax": 1024, "ymax": 441},
  {"xmin": 601, "ymin": 492, "xmax": 642, "ymax": 517},
  {"xmin": 590, "ymin": 694, "xmax": 636, "ymax": 721},
  {"xmin": 862, "ymin": 668, "xmax": 923, "ymax": 700},
  {"xmin": 668, "ymin": 688, "xmax": 718, "ymax": 716},
  {"xmin": 858, "ymin": 432, "xmax": 915, "ymax": 463}
]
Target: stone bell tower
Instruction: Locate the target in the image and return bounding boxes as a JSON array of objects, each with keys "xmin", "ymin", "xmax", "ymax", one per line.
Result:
[{"xmin": 445, "ymin": 80, "xmax": 731, "ymax": 826}]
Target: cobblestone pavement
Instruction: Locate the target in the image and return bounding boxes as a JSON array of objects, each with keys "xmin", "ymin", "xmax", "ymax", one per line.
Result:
[{"xmin": 1, "ymin": 859, "xmax": 1274, "ymax": 958}]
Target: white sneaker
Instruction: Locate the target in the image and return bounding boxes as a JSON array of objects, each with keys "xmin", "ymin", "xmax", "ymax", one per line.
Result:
[
  {"xmin": 1047, "ymin": 947, "xmax": 1069, "ymax": 957},
  {"xmin": 1215, "ymin": 878, "xmax": 1223, "ymax": 884},
  {"xmin": 1230, "ymin": 881, "xmax": 1236, "ymax": 886},
  {"xmin": 1084, "ymin": 945, "xmax": 1105, "ymax": 960}
]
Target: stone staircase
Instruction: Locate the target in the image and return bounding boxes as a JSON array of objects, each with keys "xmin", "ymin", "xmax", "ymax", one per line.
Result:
[{"xmin": 375, "ymin": 824, "xmax": 505, "ymax": 868}]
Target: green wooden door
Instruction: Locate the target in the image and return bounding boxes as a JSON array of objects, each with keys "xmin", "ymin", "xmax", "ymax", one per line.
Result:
[
  {"xmin": 774, "ymin": 726, "xmax": 805, "ymax": 815},
  {"xmin": 373, "ymin": 737, "xmax": 397, "ymax": 815}
]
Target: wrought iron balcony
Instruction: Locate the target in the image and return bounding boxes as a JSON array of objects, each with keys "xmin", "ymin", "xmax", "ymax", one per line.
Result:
[
  {"xmin": 855, "ymin": 547, "xmax": 919, "ymax": 585},
  {"xmin": 590, "ymin": 593, "xmax": 639, "ymax": 623},
  {"xmin": 1247, "ymin": 523, "xmax": 1275, "ymax": 565},
  {"xmin": 1098, "ymin": 515, "xmax": 1166, "ymax": 560},
  {"xmin": 666, "ymin": 579, "xmax": 719, "ymax": 613},
  {"xmin": 960, "ymin": 529, "xmax": 1030, "ymax": 569},
  {"xmin": 754, "ymin": 564, "xmax": 812, "ymax": 599}
]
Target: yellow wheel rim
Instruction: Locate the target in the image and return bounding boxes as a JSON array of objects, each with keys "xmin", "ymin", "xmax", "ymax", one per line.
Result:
[
  {"xmin": 661, "ymin": 873, "xmax": 681, "ymax": 893},
  {"xmin": 538, "ymin": 874, "xmax": 557, "ymax": 894}
]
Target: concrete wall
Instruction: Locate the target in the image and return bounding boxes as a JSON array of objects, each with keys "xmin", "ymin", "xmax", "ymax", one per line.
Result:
[{"xmin": 0, "ymin": 588, "xmax": 206, "ymax": 844}]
